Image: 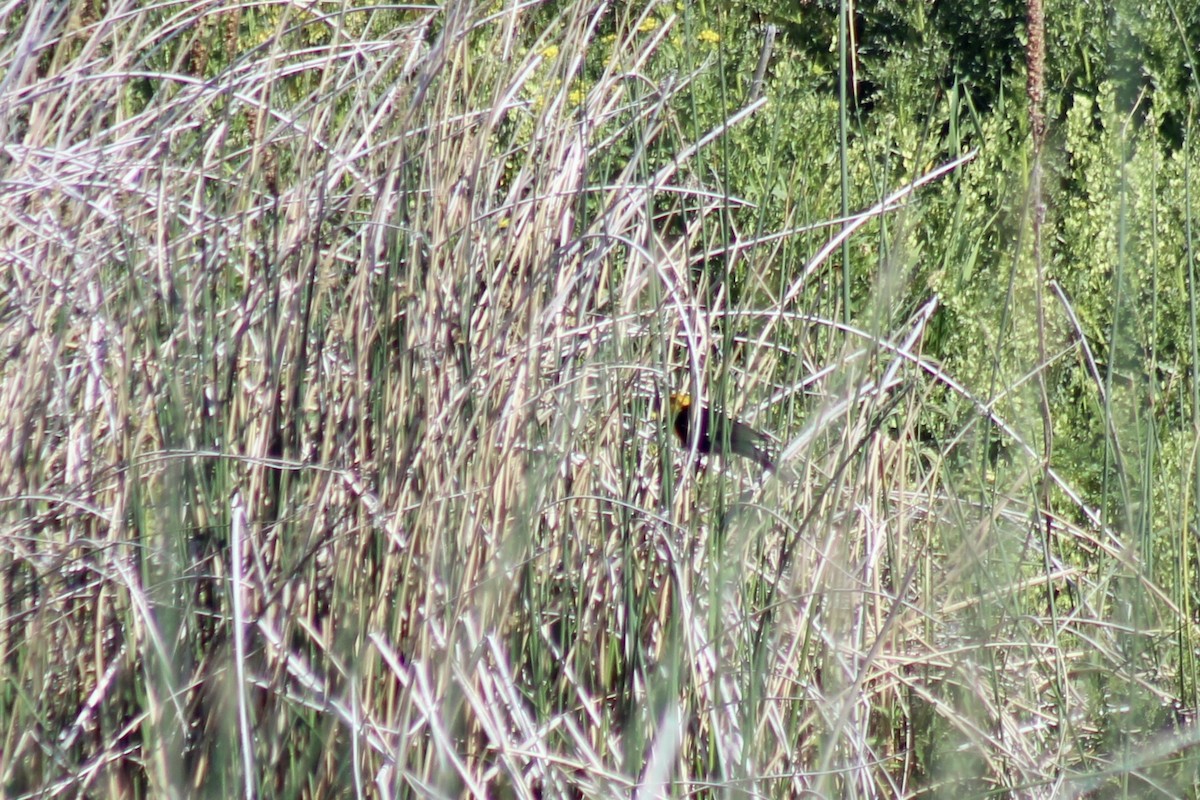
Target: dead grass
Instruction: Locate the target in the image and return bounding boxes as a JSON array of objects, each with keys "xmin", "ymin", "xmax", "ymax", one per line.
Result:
[{"xmin": 1, "ymin": 1, "xmax": 1195, "ymax": 798}]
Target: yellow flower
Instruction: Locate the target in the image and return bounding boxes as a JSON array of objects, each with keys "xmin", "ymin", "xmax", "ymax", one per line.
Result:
[
  {"xmin": 638, "ymin": 17, "xmax": 659, "ymax": 33},
  {"xmin": 569, "ymin": 87, "xmax": 585, "ymax": 105},
  {"xmin": 542, "ymin": 45, "xmax": 559, "ymax": 59},
  {"xmin": 698, "ymin": 29, "xmax": 720, "ymax": 45}
]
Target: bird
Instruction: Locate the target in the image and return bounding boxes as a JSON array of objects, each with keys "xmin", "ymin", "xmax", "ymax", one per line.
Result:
[{"xmin": 668, "ymin": 392, "xmax": 775, "ymax": 470}]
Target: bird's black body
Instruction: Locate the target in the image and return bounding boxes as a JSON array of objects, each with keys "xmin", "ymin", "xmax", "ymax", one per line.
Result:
[{"xmin": 669, "ymin": 393, "xmax": 774, "ymax": 470}]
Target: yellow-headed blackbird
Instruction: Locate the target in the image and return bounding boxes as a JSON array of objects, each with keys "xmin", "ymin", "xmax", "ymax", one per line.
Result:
[{"xmin": 668, "ymin": 393, "xmax": 775, "ymax": 470}]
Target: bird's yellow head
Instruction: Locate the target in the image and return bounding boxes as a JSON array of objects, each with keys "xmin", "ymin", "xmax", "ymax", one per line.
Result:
[{"xmin": 668, "ymin": 393, "xmax": 691, "ymax": 418}]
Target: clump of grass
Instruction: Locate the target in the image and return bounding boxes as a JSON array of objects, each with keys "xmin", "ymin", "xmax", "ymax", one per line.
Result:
[{"xmin": 2, "ymin": 0, "xmax": 1197, "ymax": 797}]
